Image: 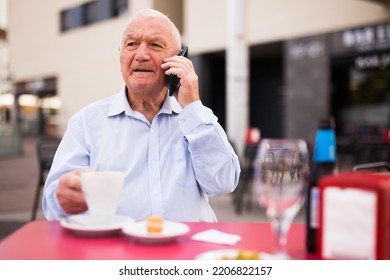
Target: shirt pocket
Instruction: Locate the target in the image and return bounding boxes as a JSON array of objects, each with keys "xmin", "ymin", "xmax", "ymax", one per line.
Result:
[{"xmin": 172, "ymin": 139, "xmax": 198, "ymax": 188}]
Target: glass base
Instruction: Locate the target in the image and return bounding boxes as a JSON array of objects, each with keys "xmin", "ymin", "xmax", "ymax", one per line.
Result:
[{"xmin": 269, "ymin": 252, "xmax": 291, "ymax": 260}]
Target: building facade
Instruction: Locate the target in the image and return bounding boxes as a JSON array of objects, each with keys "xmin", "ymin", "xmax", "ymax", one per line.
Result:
[{"xmin": 7, "ymin": 0, "xmax": 390, "ymax": 162}]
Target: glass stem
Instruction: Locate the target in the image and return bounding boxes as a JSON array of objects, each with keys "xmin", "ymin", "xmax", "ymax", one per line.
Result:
[{"xmin": 271, "ymin": 216, "xmax": 292, "ymax": 255}]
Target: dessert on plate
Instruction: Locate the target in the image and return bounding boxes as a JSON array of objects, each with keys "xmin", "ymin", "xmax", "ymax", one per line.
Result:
[{"xmin": 146, "ymin": 216, "xmax": 163, "ymax": 233}]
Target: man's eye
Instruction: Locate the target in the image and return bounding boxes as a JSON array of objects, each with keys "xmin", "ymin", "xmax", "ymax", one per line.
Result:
[
  {"xmin": 126, "ymin": 42, "xmax": 138, "ymax": 49},
  {"xmin": 150, "ymin": 43, "xmax": 164, "ymax": 49}
]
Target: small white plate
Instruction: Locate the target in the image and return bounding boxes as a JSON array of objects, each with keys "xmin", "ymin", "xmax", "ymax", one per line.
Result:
[
  {"xmin": 60, "ymin": 214, "xmax": 134, "ymax": 237},
  {"xmin": 122, "ymin": 220, "xmax": 190, "ymax": 244},
  {"xmin": 195, "ymin": 249, "xmax": 272, "ymax": 260}
]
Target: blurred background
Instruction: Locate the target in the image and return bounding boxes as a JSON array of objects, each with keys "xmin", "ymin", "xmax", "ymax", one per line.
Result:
[{"xmin": 0, "ymin": 0, "xmax": 390, "ymax": 239}]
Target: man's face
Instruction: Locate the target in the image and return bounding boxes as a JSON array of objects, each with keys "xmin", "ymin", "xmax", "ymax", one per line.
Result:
[{"xmin": 119, "ymin": 17, "xmax": 177, "ymax": 95}]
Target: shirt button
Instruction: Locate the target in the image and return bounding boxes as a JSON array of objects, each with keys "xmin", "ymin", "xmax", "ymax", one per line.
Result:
[
  {"xmin": 151, "ymin": 129, "xmax": 155, "ymax": 134},
  {"xmin": 195, "ymin": 158, "xmax": 204, "ymax": 168},
  {"xmin": 153, "ymin": 191, "xmax": 158, "ymax": 196}
]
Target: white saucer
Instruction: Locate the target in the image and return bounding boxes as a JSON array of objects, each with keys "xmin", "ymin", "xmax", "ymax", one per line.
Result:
[
  {"xmin": 122, "ymin": 220, "xmax": 190, "ymax": 244},
  {"xmin": 195, "ymin": 249, "xmax": 272, "ymax": 260},
  {"xmin": 60, "ymin": 214, "xmax": 134, "ymax": 237}
]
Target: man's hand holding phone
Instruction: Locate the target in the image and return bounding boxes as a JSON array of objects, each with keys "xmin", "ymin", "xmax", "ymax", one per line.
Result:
[
  {"xmin": 168, "ymin": 47, "xmax": 188, "ymax": 97},
  {"xmin": 161, "ymin": 47, "xmax": 200, "ymax": 108}
]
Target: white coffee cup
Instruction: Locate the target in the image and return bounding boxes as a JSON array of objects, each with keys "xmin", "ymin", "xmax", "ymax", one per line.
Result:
[{"xmin": 80, "ymin": 171, "xmax": 124, "ymax": 216}]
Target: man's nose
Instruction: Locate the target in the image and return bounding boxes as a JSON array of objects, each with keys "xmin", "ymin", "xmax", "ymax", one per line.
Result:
[{"xmin": 135, "ymin": 44, "xmax": 150, "ymax": 61}]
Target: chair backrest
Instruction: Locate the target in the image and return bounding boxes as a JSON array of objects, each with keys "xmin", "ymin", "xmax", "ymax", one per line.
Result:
[{"xmin": 37, "ymin": 136, "xmax": 61, "ymax": 172}]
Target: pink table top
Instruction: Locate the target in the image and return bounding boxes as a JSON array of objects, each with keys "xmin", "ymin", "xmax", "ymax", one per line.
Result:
[{"xmin": 0, "ymin": 221, "xmax": 318, "ymax": 260}]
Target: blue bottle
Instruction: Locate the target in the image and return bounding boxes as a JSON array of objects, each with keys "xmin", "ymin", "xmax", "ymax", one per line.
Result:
[{"xmin": 306, "ymin": 117, "xmax": 338, "ymax": 253}]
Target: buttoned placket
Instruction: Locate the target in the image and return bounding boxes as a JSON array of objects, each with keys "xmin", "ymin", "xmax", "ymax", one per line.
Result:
[{"xmin": 147, "ymin": 118, "xmax": 164, "ymax": 216}]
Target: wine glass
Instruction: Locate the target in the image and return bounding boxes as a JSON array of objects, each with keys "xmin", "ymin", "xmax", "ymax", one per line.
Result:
[{"xmin": 253, "ymin": 138, "xmax": 309, "ymax": 259}]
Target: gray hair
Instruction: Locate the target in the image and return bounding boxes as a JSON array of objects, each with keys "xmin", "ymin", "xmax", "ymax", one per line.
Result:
[{"xmin": 120, "ymin": 8, "xmax": 182, "ymax": 52}]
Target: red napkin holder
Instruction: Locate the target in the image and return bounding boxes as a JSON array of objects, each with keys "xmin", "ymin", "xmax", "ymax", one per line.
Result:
[{"xmin": 318, "ymin": 172, "xmax": 390, "ymax": 259}]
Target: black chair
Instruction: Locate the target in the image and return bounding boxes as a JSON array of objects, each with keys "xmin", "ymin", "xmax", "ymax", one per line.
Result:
[
  {"xmin": 232, "ymin": 144, "xmax": 258, "ymax": 214},
  {"xmin": 31, "ymin": 136, "xmax": 61, "ymax": 220}
]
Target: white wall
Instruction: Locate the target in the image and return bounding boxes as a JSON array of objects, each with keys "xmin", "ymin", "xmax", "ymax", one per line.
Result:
[
  {"xmin": 185, "ymin": 0, "xmax": 390, "ymax": 55},
  {"xmin": 0, "ymin": 0, "xmax": 7, "ymax": 29},
  {"xmin": 248, "ymin": 0, "xmax": 390, "ymax": 43}
]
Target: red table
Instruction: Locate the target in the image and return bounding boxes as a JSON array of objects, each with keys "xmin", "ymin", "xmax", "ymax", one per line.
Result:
[{"xmin": 0, "ymin": 221, "xmax": 318, "ymax": 260}]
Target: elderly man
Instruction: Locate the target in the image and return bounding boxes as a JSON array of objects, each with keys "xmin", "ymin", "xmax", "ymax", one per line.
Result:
[{"xmin": 42, "ymin": 9, "xmax": 240, "ymax": 222}]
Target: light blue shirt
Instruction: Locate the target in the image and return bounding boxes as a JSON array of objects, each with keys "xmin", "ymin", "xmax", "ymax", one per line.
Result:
[{"xmin": 42, "ymin": 89, "xmax": 240, "ymax": 222}]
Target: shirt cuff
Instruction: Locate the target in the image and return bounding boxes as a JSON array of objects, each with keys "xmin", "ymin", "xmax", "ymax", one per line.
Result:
[
  {"xmin": 44, "ymin": 180, "xmax": 68, "ymax": 220},
  {"xmin": 178, "ymin": 100, "xmax": 218, "ymax": 134}
]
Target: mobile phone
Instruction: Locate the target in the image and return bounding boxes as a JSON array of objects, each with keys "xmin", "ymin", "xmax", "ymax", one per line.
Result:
[{"xmin": 168, "ymin": 46, "xmax": 189, "ymax": 97}]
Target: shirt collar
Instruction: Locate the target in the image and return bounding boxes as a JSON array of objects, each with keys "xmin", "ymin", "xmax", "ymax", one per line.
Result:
[
  {"xmin": 107, "ymin": 87, "xmax": 133, "ymax": 117},
  {"xmin": 160, "ymin": 92, "xmax": 182, "ymax": 115},
  {"xmin": 107, "ymin": 87, "xmax": 182, "ymax": 117}
]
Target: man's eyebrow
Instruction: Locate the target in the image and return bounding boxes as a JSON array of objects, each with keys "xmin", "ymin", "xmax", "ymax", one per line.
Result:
[
  {"xmin": 150, "ymin": 36, "xmax": 167, "ymax": 44},
  {"xmin": 124, "ymin": 34, "xmax": 139, "ymax": 41},
  {"xmin": 124, "ymin": 34, "xmax": 167, "ymax": 44}
]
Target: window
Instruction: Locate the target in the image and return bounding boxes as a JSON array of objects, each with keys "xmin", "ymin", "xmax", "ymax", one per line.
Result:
[
  {"xmin": 113, "ymin": 0, "xmax": 128, "ymax": 16},
  {"xmin": 85, "ymin": 0, "xmax": 112, "ymax": 24},
  {"xmin": 60, "ymin": 0, "xmax": 128, "ymax": 32},
  {"xmin": 61, "ymin": 6, "xmax": 84, "ymax": 32}
]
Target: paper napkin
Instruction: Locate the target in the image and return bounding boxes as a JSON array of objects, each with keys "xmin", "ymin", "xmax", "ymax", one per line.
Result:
[
  {"xmin": 191, "ymin": 229, "xmax": 241, "ymax": 245},
  {"xmin": 322, "ymin": 187, "xmax": 377, "ymax": 259}
]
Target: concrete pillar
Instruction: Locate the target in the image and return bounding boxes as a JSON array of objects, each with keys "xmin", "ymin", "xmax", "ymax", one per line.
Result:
[{"xmin": 226, "ymin": 0, "xmax": 249, "ymax": 158}]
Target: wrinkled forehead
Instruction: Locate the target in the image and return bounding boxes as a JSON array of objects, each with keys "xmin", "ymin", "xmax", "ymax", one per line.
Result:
[{"xmin": 123, "ymin": 17, "xmax": 175, "ymax": 45}]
